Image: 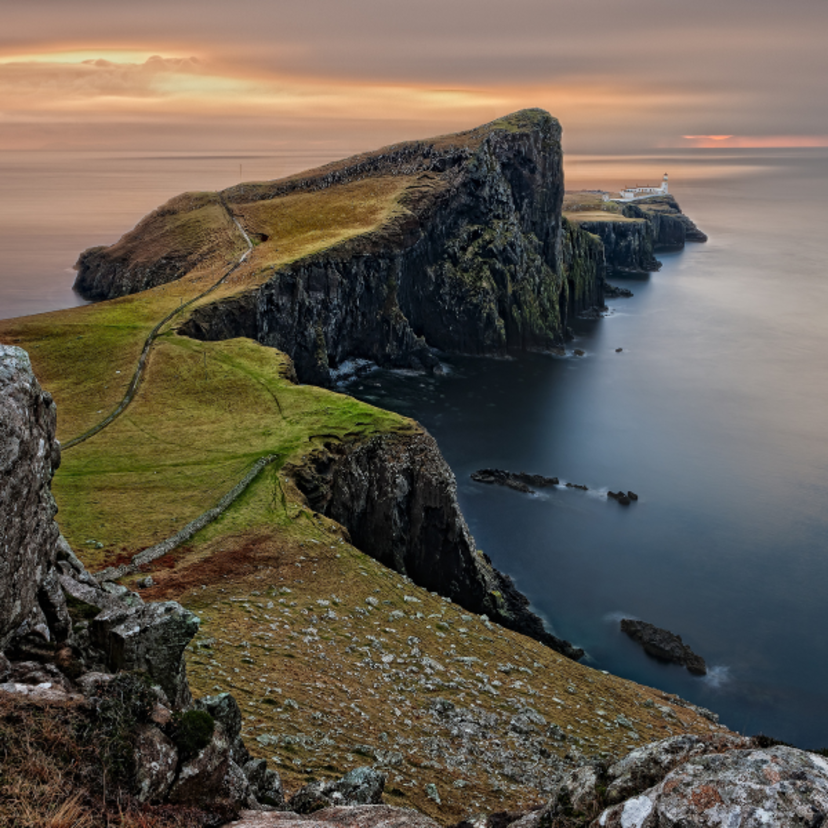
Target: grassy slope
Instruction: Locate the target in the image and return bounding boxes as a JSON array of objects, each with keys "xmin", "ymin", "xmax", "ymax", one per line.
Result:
[{"xmin": 0, "ymin": 119, "xmax": 729, "ymax": 824}]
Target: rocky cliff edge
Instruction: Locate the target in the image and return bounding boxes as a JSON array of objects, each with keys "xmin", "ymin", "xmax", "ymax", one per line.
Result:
[{"xmin": 75, "ymin": 110, "xmax": 604, "ymax": 385}]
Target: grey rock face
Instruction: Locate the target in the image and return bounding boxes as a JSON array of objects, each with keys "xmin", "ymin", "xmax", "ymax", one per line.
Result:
[
  {"xmin": 133, "ymin": 723, "xmax": 179, "ymax": 803},
  {"xmin": 91, "ymin": 601, "xmax": 200, "ymax": 708},
  {"xmin": 0, "ymin": 345, "xmax": 63, "ymax": 649},
  {"xmin": 596, "ymin": 746, "xmax": 828, "ymax": 828}
]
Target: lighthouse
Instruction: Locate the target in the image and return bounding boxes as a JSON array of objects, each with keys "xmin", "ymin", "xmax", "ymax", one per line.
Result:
[{"xmin": 661, "ymin": 173, "xmax": 669, "ymax": 194}]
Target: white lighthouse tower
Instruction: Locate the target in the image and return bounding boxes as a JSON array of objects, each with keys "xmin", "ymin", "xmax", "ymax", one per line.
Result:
[{"xmin": 661, "ymin": 173, "xmax": 669, "ymax": 194}]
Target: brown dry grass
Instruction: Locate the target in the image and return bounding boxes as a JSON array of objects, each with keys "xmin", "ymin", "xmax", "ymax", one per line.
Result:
[
  {"xmin": 0, "ymin": 696, "xmax": 205, "ymax": 828},
  {"xmin": 138, "ymin": 520, "xmax": 731, "ymax": 827}
]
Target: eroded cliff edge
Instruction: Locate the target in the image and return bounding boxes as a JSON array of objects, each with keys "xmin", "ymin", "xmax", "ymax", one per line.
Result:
[
  {"xmin": 288, "ymin": 431, "xmax": 584, "ymax": 660},
  {"xmin": 75, "ymin": 110, "xmax": 604, "ymax": 385}
]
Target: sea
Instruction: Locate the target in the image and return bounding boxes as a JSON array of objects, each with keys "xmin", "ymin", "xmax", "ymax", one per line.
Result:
[{"xmin": 2, "ymin": 146, "xmax": 827, "ymax": 749}]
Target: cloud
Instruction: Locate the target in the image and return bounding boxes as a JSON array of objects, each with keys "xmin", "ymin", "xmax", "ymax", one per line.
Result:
[{"xmin": 2, "ymin": 0, "xmax": 828, "ymax": 152}]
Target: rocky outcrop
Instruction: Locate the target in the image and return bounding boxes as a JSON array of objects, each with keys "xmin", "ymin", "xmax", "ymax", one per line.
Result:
[
  {"xmin": 628, "ymin": 195, "xmax": 708, "ymax": 246},
  {"xmin": 76, "ymin": 110, "xmax": 603, "ymax": 385},
  {"xmin": 0, "ymin": 345, "xmax": 282, "ymax": 819},
  {"xmin": 231, "ymin": 805, "xmax": 442, "ymax": 828},
  {"xmin": 0, "ymin": 345, "xmax": 67, "ymax": 651},
  {"xmin": 482, "ymin": 734, "xmax": 828, "ymax": 828},
  {"xmin": 563, "ymin": 193, "xmax": 706, "ymax": 284},
  {"xmin": 289, "ymin": 431, "xmax": 584, "ymax": 660},
  {"xmin": 621, "ymin": 619, "xmax": 707, "ymax": 675}
]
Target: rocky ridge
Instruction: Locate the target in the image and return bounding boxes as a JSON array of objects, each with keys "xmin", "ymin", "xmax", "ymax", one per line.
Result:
[{"xmin": 75, "ymin": 110, "xmax": 605, "ymax": 386}]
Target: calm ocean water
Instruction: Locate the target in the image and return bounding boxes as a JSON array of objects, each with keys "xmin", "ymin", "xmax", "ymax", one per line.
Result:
[{"xmin": 2, "ymin": 147, "xmax": 827, "ymax": 748}]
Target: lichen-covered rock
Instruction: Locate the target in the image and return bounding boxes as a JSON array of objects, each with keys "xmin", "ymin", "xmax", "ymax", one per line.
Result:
[
  {"xmin": 91, "ymin": 601, "xmax": 200, "ymax": 707},
  {"xmin": 595, "ymin": 746, "xmax": 828, "ymax": 828},
  {"xmin": 0, "ymin": 345, "xmax": 64, "ymax": 649},
  {"xmin": 291, "ymin": 431, "xmax": 583, "ymax": 660},
  {"xmin": 198, "ymin": 691, "xmax": 251, "ymax": 765},
  {"xmin": 289, "ymin": 767, "xmax": 386, "ymax": 814},
  {"xmin": 134, "ymin": 723, "xmax": 179, "ymax": 803},
  {"xmin": 168, "ymin": 722, "xmax": 233, "ymax": 806},
  {"xmin": 231, "ymin": 805, "xmax": 442, "ymax": 828},
  {"xmin": 602, "ymin": 734, "xmax": 750, "ymax": 805}
]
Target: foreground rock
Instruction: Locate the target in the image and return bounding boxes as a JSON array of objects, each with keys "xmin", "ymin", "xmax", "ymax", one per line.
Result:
[
  {"xmin": 0, "ymin": 345, "xmax": 282, "ymax": 821},
  {"xmin": 621, "ymin": 619, "xmax": 707, "ymax": 675},
  {"xmin": 229, "ymin": 805, "xmax": 442, "ymax": 828},
  {"xmin": 0, "ymin": 345, "xmax": 67, "ymax": 651},
  {"xmin": 597, "ymin": 744, "xmax": 828, "ymax": 828},
  {"xmin": 492, "ymin": 734, "xmax": 828, "ymax": 828}
]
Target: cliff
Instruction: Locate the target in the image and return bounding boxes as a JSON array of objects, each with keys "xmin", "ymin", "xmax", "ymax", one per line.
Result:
[
  {"xmin": 289, "ymin": 431, "xmax": 583, "ymax": 660},
  {"xmin": 563, "ymin": 192, "xmax": 707, "ymax": 280},
  {"xmin": 75, "ymin": 110, "xmax": 604, "ymax": 385}
]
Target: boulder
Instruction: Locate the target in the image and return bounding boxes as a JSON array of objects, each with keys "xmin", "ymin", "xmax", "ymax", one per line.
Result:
[
  {"xmin": 289, "ymin": 767, "xmax": 386, "ymax": 814},
  {"xmin": 199, "ymin": 692, "xmax": 250, "ymax": 765},
  {"xmin": 133, "ymin": 723, "xmax": 179, "ymax": 803},
  {"xmin": 168, "ymin": 722, "xmax": 232, "ymax": 806},
  {"xmin": 602, "ymin": 734, "xmax": 750, "ymax": 805},
  {"xmin": 595, "ymin": 745, "xmax": 828, "ymax": 828},
  {"xmin": 620, "ymin": 619, "xmax": 707, "ymax": 675},
  {"xmin": 91, "ymin": 601, "xmax": 200, "ymax": 707}
]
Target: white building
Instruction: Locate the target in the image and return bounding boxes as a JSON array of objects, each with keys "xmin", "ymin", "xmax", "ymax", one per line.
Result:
[{"xmin": 616, "ymin": 173, "xmax": 669, "ymax": 202}]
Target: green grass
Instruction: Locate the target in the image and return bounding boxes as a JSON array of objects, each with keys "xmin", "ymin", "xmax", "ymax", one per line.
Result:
[{"xmin": 52, "ymin": 334, "xmax": 412, "ymax": 568}]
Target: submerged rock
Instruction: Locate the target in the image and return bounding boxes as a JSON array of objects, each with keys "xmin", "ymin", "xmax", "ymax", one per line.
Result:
[{"xmin": 620, "ymin": 619, "xmax": 707, "ymax": 675}]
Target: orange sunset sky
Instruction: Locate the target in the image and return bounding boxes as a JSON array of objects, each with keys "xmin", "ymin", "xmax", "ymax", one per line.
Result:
[{"xmin": 2, "ymin": 0, "xmax": 827, "ymax": 154}]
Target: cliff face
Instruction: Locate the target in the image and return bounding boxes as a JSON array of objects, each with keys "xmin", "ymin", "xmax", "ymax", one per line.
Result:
[
  {"xmin": 570, "ymin": 217, "xmax": 660, "ymax": 278},
  {"xmin": 564, "ymin": 193, "xmax": 707, "ymax": 280},
  {"xmin": 289, "ymin": 430, "xmax": 584, "ymax": 660},
  {"xmin": 75, "ymin": 110, "xmax": 604, "ymax": 385}
]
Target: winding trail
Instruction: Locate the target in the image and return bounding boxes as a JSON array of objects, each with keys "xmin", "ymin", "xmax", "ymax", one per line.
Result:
[
  {"xmin": 63, "ymin": 197, "xmax": 254, "ymax": 451},
  {"xmin": 57, "ymin": 199, "xmax": 284, "ymax": 582}
]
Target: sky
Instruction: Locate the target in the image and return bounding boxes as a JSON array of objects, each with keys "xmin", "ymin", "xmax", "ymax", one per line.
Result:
[{"xmin": 2, "ymin": 0, "xmax": 827, "ymax": 154}]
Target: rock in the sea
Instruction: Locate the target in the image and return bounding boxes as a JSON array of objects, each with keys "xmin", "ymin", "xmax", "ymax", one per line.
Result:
[
  {"xmin": 620, "ymin": 619, "xmax": 707, "ymax": 675},
  {"xmin": 471, "ymin": 468, "xmax": 559, "ymax": 493}
]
